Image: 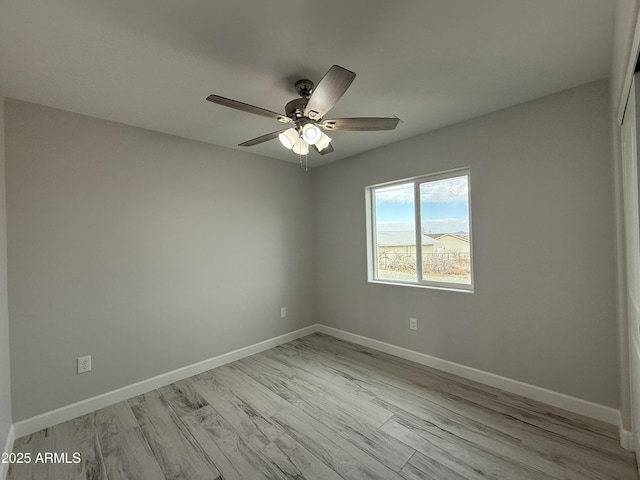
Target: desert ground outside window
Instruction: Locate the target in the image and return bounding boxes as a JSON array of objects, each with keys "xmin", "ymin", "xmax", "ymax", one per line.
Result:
[{"xmin": 366, "ymin": 168, "xmax": 473, "ymax": 292}]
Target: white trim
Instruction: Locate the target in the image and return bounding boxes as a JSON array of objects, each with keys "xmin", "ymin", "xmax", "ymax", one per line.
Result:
[
  {"xmin": 0, "ymin": 424, "xmax": 15, "ymax": 480},
  {"xmin": 9, "ymin": 323, "xmax": 626, "ymax": 448},
  {"xmin": 617, "ymin": 5, "xmax": 640, "ymax": 125},
  {"xmin": 368, "ymin": 279, "xmax": 473, "ymax": 293},
  {"xmin": 621, "ymin": 427, "xmax": 635, "ymax": 451},
  {"xmin": 12, "ymin": 325, "xmax": 318, "ymax": 438},
  {"xmin": 619, "ymin": 410, "xmax": 636, "ymax": 451},
  {"xmin": 317, "ymin": 325, "xmax": 621, "ymax": 426}
]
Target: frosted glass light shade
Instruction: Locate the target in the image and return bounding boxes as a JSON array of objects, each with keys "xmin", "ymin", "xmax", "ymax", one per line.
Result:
[
  {"xmin": 278, "ymin": 128, "xmax": 299, "ymax": 149},
  {"xmin": 292, "ymin": 138, "xmax": 309, "ymax": 155},
  {"xmin": 302, "ymin": 124, "xmax": 321, "ymax": 145},
  {"xmin": 315, "ymin": 132, "xmax": 332, "ymax": 152}
]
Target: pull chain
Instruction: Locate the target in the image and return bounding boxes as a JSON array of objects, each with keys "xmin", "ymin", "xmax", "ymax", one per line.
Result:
[{"xmin": 299, "ymin": 153, "xmax": 309, "ymax": 174}]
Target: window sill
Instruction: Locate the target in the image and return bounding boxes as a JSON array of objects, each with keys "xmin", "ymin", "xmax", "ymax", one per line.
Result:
[{"xmin": 368, "ymin": 279, "xmax": 474, "ymax": 293}]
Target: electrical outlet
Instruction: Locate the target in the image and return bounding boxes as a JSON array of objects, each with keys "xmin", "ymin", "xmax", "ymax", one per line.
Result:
[
  {"xmin": 409, "ymin": 317, "xmax": 417, "ymax": 330},
  {"xmin": 281, "ymin": 307, "xmax": 287, "ymax": 318},
  {"xmin": 77, "ymin": 355, "xmax": 92, "ymax": 374}
]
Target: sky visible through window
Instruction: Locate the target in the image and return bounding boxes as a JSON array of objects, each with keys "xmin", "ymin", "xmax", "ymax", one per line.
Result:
[{"xmin": 375, "ymin": 176, "xmax": 469, "ymax": 234}]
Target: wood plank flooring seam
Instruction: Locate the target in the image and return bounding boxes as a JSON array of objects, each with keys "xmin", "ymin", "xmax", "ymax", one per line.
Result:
[
  {"xmin": 393, "ymin": 442, "xmax": 417, "ymax": 475},
  {"xmin": 155, "ymin": 388, "xmax": 209, "ymax": 480},
  {"xmin": 92, "ymin": 427, "xmax": 108, "ymax": 480}
]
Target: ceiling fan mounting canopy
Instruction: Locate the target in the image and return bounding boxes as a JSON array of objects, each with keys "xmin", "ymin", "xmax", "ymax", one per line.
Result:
[
  {"xmin": 206, "ymin": 65, "xmax": 400, "ymax": 156},
  {"xmin": 295, "ymin": 79, "xmax": 314, "ymax": 98}
]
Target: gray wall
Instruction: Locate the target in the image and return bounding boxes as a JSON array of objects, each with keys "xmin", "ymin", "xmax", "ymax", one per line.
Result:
[
  {"xmin": 312, "ymin": 79, "xmax": 619, "ymax": 407},
  {"xmin": 0, "ymin": 97, "xmax": 12, "ymax": 448},
  {"xmin": 5, "ymin": 99, "xmax": 314, "ymax": 421}
]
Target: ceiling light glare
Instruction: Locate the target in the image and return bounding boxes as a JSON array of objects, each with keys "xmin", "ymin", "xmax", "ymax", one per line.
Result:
[
  {"xmin": 292, "ymin": 138, "xmax": 309, "ymax": 155},
  {"xmin": 278, "ymin": 128, "xmax": 299, "ymax": 149},
  {"xmin": 315, "ymin": 132, "xmax": 332, "ymax": 151},
  {"xmin": 302, "ymin": 124, "xmax": 321, "ymax": 145}
]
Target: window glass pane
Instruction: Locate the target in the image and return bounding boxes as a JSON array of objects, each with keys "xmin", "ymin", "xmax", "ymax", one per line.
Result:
[
  {"xmin": 420, "ymin": 175, "xmax": 471, "ymax": 285},
  {"xmin": 374, "ymin": 183, "xmax": 417, "ymax": 282}
]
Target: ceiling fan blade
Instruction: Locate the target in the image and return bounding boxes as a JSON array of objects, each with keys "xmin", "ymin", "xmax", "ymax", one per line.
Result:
[
  {"xmin": 320, "ymin": 117, "xmax": 400, "ymax": 131},
  {"xmin": 238, "ymin": 129, "xmax": 288, "ymax": 147},
  {"xmin": 304, "ymin": 65, "xmax": 356, "ymax": 120},
  {"xmin": 312, "ymin": 143, "xmax": 334, "ymax": 155},
  {"xmin": 206, "ymin": 94, "xmax": 291, "ymax": 123}
]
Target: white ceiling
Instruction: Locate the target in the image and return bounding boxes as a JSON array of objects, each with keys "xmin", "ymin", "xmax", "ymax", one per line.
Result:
[{"xmin": 0, "ymin": 0, "xmax": 615, "ymax": 167}]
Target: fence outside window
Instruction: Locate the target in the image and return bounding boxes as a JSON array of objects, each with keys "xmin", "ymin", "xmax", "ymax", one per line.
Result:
[{"xmin": 377, "ymin": 249, "xmax": 471, "ymax": 279}]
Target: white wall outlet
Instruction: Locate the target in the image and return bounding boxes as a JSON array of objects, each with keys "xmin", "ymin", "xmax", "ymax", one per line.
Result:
[
  {"xmin": 281, "ymin": 307, "xmax": 287, "ymax": 318},
  {"xmin": 77, "ymin": 355, "xmax": 92, "ymax": 374},
  {"xmin": 409, "ymin": 317, "xmax": 417, "ymax": 330}
]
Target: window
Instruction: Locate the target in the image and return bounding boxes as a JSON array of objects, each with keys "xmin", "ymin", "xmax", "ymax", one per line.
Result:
[{"xmin": 366, "ymin": 169, "xmax": 473, "ymax": 291}]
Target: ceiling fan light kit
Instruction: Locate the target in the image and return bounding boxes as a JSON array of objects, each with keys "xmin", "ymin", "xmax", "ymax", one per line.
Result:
[
  {"xmin": 206, "ymin": 65, "xmax": 401, "ymax": 160},
  {"xmin": 279, "ymin": 124, "xmax": 328, "ymax": 154},
  {"xmin": 278, "ymin": 128, "xmax": 299, "ymax": 150}
]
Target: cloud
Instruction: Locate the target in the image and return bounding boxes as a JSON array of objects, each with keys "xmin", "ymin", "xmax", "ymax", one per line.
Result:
[
  {"xmin": 375, "ymin": 183, "xmax": 414, "ymax": 203},
  {"xmin": 420, "ymin": 176, "xmax": 468, "ymax": 204},
  {"xmin": 375, "ymin": 176, "xmax": 468, "ymax": 204}
]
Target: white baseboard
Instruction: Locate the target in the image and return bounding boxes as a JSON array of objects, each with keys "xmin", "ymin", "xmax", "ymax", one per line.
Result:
[
  {"xmin": 618, "ymin": 410, "xmax": 636, "ymax": 452},
  {"xmin": 620, "ymin": 427, "xmax": 635, "ymax": 451},
  {"xmin": 10, "ymin": 323, "xmax": 627, "ymax": 451},
  {"xmin": 12, "ymin": 324, "xmax": 319, "ymax": 439},
  {"xmin": 316, "ymin": 325, "xmax": 622, "ymax": 427},
  {"xmin": 0, "ymin": 424, "xmax": 15, "ymax": 480}
]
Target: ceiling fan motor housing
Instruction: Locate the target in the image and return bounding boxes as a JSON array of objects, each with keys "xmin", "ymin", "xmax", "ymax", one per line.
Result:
[{"xmin": 285, "ymin": 97, "xmax": 309, "ymax": 121}]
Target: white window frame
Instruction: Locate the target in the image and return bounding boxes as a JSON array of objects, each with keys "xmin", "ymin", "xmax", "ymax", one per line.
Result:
[{"xmin": 366, "ymin": 167, "xmax": 474, "ymax": 292}]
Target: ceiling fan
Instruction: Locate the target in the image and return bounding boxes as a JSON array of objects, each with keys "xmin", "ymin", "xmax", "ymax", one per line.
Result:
[{"xmin": 206, "ymin": 65, "xmax": 400, "ymax": 157}]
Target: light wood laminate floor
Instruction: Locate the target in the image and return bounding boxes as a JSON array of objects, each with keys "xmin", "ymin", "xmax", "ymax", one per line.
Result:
[{"xmin": 8, "ymin": 333, "xmax": 638, "ymax": 479}]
